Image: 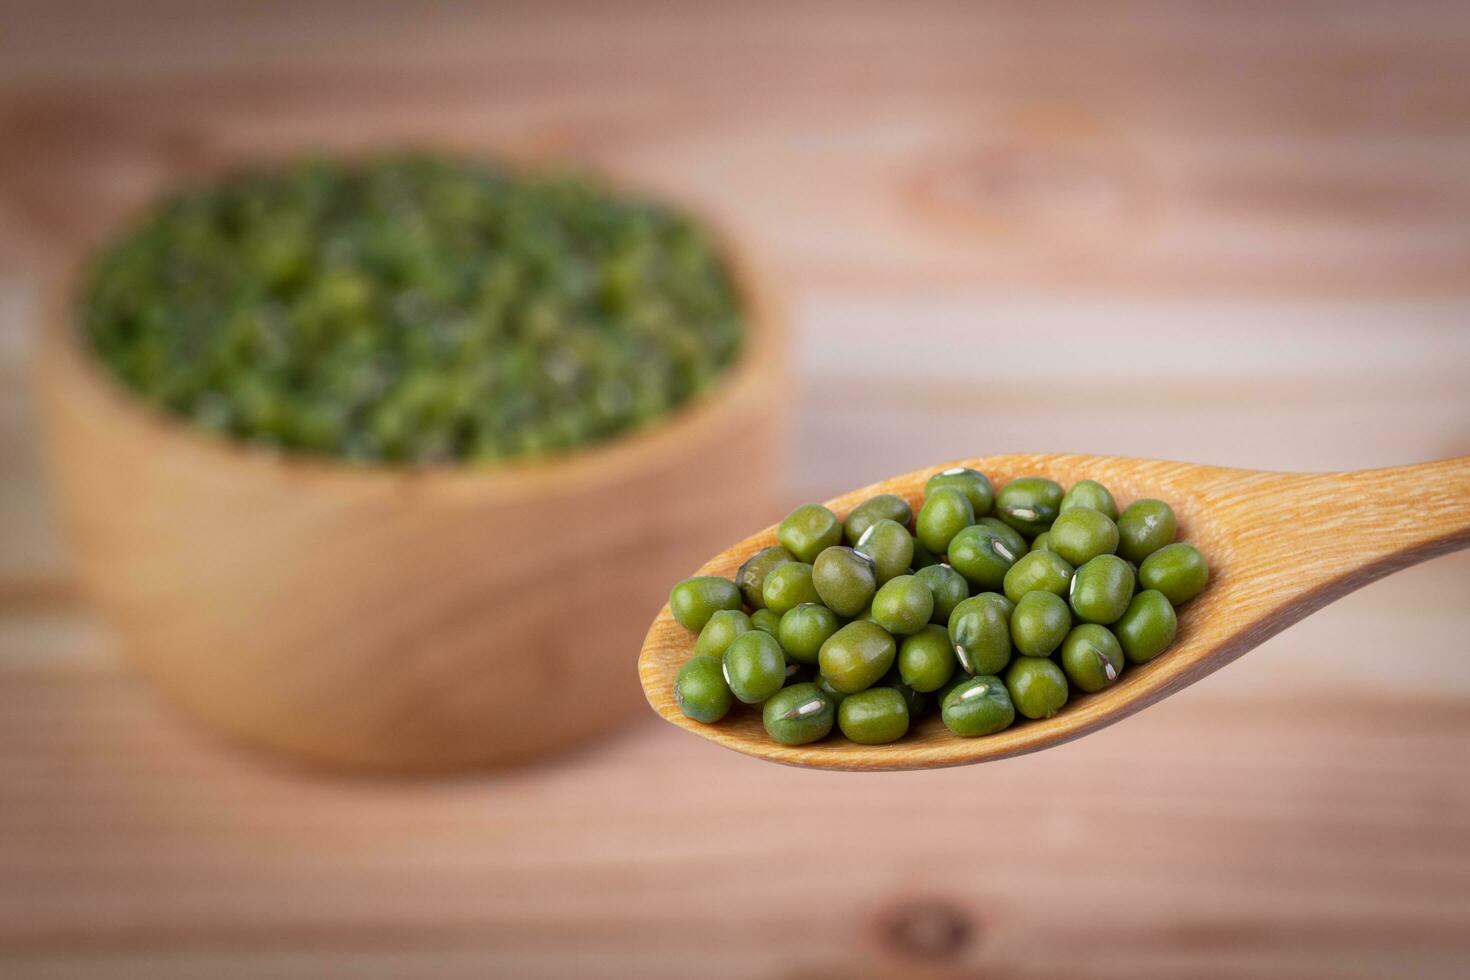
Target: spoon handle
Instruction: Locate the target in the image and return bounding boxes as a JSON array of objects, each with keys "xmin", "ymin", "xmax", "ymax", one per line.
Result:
[{"xmin": 1193, "ymin": 455, "xmax": 1470, "ymax": 633}]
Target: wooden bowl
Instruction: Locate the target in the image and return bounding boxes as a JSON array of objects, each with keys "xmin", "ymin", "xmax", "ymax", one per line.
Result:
[{"xmin": 36, "ymin": 231, "xmax": 785, "ymax": 772}]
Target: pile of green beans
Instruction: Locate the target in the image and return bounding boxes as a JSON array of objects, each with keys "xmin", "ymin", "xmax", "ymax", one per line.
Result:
[
  {"xmin": 669, "ymin": 470, "xmax": 1209, "ymax": 745},
  {"xmin": 82, "ymin": 155, "xmax": 743, "ymax": 463}
]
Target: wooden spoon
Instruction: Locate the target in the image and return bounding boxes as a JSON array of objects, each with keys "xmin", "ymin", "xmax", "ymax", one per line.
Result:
[{"xmin": 637, "ymin": 454, "xmax": 1470, "ymax": 771}]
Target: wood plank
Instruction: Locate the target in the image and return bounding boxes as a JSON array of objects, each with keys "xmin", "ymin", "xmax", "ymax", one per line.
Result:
[
  {"xmin": 0, "ymin": 669, "xmax": 1467, "ymax": 978},
  {"xmin": 789, "ymin": 294, "xmax": 1470, "ymax": 501},
  {"xmin": 3, "ymin": 2, "xmax": 1470, "ymax": 290}
]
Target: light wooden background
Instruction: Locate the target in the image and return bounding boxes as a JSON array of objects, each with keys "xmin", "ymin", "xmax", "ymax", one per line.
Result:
[{"xmin": 2, "ymin": 2, "xmax": 1470, "ymax": 977}]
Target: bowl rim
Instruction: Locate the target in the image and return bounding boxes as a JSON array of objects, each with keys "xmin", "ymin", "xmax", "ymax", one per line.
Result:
[{"xmin": 39, "ymin": 167, "xmax": 784, "ymax": 501}]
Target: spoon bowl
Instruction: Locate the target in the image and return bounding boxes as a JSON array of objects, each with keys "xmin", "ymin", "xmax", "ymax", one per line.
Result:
[{"xmin": 638, "ymin": 453, "xmax": 1470, "ymax": 771}]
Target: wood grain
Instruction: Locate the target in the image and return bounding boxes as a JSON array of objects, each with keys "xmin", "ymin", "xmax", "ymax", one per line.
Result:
[
  {"xmin": 4, "ymin": 1, "xmax": 1470, "ymax": 296},
  {"xmin": 2, "ymin": 664, "xmax": 1470, "ymax": 980},
  {"xmin": 640, "ymin": 454, "xmax": 1470, "ymax": 770}
]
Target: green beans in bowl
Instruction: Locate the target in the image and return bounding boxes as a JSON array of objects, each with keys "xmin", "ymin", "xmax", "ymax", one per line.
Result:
[
  {"xmin": 80, "ymin": 155, "xmax": 744, "ymax": 464},
  {"xmin": 40, "ymin": 154, "xmax": 784, "ymax": 770}
]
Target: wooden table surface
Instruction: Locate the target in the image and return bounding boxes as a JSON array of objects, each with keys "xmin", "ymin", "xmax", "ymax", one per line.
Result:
[{"xmin": 2, "ymin": 2, "xmax": 1469, "ymax": 977}]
